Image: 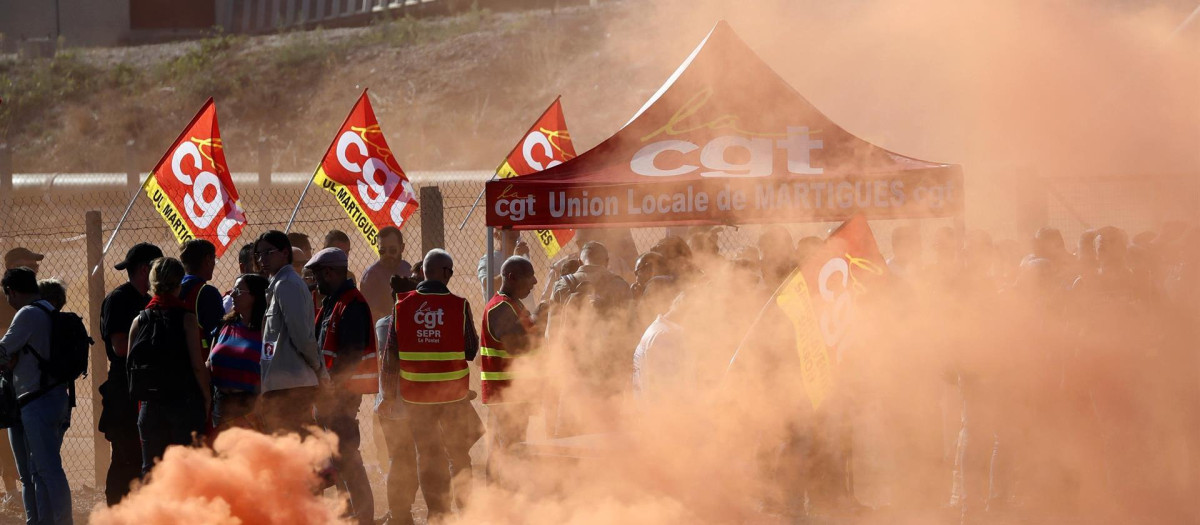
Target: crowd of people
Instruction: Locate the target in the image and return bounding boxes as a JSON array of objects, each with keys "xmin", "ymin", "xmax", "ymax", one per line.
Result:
[{"xmin": 0, "ymin": 218, "xmax": 1197, "ymax": 523}]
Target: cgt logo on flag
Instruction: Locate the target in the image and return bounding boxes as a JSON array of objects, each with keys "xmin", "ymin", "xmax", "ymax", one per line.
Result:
[
  {"xmin": 143, "ymin": 99, "xmax": 247, "ymax": 256},
  {"xmin": 776, "ymin": 214, "xmax": 886, "ymax": 410},
  {"xmin": 495, "ymin": 97, "xmax": 578, "ymax": 258},
  {"xmin": 315, "ymin": 90, "xmax": 419, "ymax": 253}
]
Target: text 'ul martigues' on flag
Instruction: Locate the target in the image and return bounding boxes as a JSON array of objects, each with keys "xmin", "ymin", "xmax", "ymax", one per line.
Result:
[
  {"xmin": 495, "ymin": 97, "xmax": 577, "ymax": 258},
  {"xmin": 144, "ymin": 98, "xmax": 247, "ymax": 257},
  {"xmin": 314, "ymin": 90, "xmax": 419, "ymax": 253},
  {"xmin": 764, "ymin": 214, "xmax": 886, "ymax": 410}
]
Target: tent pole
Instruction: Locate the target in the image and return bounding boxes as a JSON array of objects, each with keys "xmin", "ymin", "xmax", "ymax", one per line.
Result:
[{"xmin": 486, "ymin": 227, "xmax": 495, "ymax": 298}]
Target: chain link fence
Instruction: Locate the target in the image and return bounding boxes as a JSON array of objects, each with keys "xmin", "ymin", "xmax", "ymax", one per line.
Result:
[
  {"xmin": 1, "ymin": 163, "xmax": 1186, "ymax": 507},
  {"xmin": 0, "ymin": 168, "xmax": 910, "ymax": 495}
]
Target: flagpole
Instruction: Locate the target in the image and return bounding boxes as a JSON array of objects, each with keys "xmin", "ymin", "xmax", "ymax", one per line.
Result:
[
  {"xmin": 92, "ymin": 97, "xmax": 216, "ymax": 277},
  {"xmin": 457, "ymin": 184, "xmax": 492, "ymax": 230},
  {"xmin": 458, "ymin": 96, "xmax": 563, "ymax": 231},
  {"xmin": 90, "ymin": 174, "xmax": 151, "ymax": 277},
  {"xmin": 721, "ymin": 266, "xmax": 800, "ymax": 378},
  {"xmin": 284, "ymin": 167, "xmax": 318, "ymax": 233},
  {"xmin": 292, "ymin": 88, "xmax": 370, "ymax": 234}
]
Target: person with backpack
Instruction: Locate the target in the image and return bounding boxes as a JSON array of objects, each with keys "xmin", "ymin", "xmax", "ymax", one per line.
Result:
[
  {"xmin": 207, "ymin": 273, "xmax": 268, "ymax": 440},
  {"xmin": 180, "ymin": 240, "xmax": 226, "ymax": 350},
  {"xmin": 0, "ymin": 249, "xmax": 43, "ymax": 510},
  {"xmin": 254, "ymin": 231, "xmax": 327, "ymax": 434},
  {"xmin": 306, "ymin": 248, "xmax": 375, "ymax": 525},
  {"xmin": 549, "ymin": 242, "xmax": 632, "ymax": 309},
  {"xmin": 99, "ymin": 242, "xmax": 162, "ymax": 504},
  {"xmin": 546, "ymin": 241, "xmax": 634, "ymax": 436},
  {"xmin": 0, "ymin": 267, "xmax": 74, "ymax": 525},
  {"xmin": 126, "ymin": 257, "xmax": 210, "ymax": 474}
]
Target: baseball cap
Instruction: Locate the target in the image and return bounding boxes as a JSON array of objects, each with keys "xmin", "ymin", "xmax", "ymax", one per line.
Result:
[
  {"xmin": 114, "ymin": 243, "xmax": 164, "ymax": 271},
  {"xmin": 3, "ymin": 247, "xmax": 44, "ymax": 268},
  {"xmin": 305, "ymin": 247, "xmax": 348, "ymax": 269}
]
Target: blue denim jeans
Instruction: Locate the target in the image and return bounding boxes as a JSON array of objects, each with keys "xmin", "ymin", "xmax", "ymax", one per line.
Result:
[{"xmin": 9, "ymin": 386, "xmax": 72, "ymax": 525}]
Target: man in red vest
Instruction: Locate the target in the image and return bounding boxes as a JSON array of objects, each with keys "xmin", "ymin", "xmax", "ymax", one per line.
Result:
[
  {"xmin": 480, "ymin": 256, "xmax": 542, "ymax": 476},
  {"xmin": 307, "ymin": 247, "xmax": 376, "ymax": 525},
  {"xmin": 391, "ymin": 248, "xmax": 482, "ymax": 520}
]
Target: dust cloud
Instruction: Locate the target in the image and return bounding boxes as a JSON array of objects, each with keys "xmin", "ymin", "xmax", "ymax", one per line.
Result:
[
  {"xmin": 89, "ymin": 428, "xmax": 347, "ymax": 525},
  {"xmin": 82, "ymin": 2, "xmax": 1200, "ymax": 524},
  {"xmin": 440, "ymin": 2, "xmax": 1200, "ymax": 524}
]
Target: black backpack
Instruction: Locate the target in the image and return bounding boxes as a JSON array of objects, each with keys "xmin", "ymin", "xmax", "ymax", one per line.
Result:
[
  {"xmin": 126, "ymin": 308, "xmax": 195, "ymax": 401},
  {"xmin": 29, "ymin": 304, "xmax": 92, "ymax": 385}
]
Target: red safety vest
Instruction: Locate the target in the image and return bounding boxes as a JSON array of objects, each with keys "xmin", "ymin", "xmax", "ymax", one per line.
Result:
[
  {"xmin": 316, "ymin": 287, "xmax": 379, "ymax": 395},
  {"xmin": 480, "ymin": 293, "xmax": 534, "ymax": 405},
  {"xmin": 393, "ymin": 290, "xmax": 469, "ymax": 404}
]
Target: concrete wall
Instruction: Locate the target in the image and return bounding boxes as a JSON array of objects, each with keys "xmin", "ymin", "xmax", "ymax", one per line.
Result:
[{"xmin": 0, "ymin": 0, "xmax": 130, "ymax": 51}]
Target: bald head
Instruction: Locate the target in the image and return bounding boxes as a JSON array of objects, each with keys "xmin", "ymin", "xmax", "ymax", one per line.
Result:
[
  {"xmin": 423, "ymin": 249, "xmax": 455, "ymax": 285},
  {"xmin": 500, "ymin": 256, "xmax": 537, "ymax": 299},
  {"xmin": 501, "ymin": 256, "xmax": 533, "ymax": 278}
]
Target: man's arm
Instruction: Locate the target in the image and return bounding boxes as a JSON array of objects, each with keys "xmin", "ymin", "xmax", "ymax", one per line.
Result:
[
  {"xmin": 196, "ymin": 285, "xmax": 225, "ymax": 344},
  {"xmin": 184, "ymin": 313, "xmax": 212, "ymax": 418},
  {"xmin": 101, "ymin": 294, "xmax": 139, "ymax": 359},
  {"xmin": 463, "ymin": 302, "xmax": 479, "ymax": 361},
  {"xmin": 477, "ymin": 255, "xmax": 490, "ymax": 302},
  {"xmin": 0, "ymin": 307, "xmax": 34, "ymax": 365},
  {"xmin": 379, "ymin": 316, "xmax": 402, "ymax": 406}
]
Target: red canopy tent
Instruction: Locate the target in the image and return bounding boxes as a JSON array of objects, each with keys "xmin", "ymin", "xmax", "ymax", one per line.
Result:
[{"xmin": 486, "ymin": 21, "xmax": 963, "ymax": 230}]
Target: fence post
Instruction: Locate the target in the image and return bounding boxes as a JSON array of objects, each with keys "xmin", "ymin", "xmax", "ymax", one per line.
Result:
[
  {"xmin": 257, "ymin": 137, "xmax": 271, "ymax": 186},
  {"xmin": 420, "ymin": 185, "xmax": 444, "ymax": 255},
  {"xmin": 86, "ymin": 210, "xmax": 110, "ymax": 488},
  {"xmin": 124, "ymin": 140, "xmax": 139, "ymax": 189},
  {"xmin": 0, "ymin": 143, "xmax": 12, "ymax": 205}
]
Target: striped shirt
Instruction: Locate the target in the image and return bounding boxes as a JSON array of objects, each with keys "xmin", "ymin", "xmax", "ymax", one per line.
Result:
[{"xmin": 209, "ymin": 322, "xmax": 263, "ymax": 393}]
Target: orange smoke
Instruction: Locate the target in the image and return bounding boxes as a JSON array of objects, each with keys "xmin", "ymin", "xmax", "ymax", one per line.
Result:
[{"xmin": 90, "ymin": 428, "xmax": 347, "ymax": 525}]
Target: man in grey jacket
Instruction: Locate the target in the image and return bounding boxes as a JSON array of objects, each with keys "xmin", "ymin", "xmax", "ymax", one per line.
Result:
[
  {"xmin": 254, "ymin": 231, "xmax": 329, "ymax": 434},
  {"xmin": 0, "ymin": 267, "xmax": 72, "ymax": 524}
]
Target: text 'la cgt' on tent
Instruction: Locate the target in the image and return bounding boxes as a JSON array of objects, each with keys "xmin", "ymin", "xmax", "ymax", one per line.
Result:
[{"xmin": 486, "ymin": 20, "xmax": 964, "ymax": 231}]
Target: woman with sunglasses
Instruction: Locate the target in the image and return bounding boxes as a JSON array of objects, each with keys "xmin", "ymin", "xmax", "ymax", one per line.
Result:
[{"xmin": 206, "ymin": 274, "xmax": 269, "ymax": 440}]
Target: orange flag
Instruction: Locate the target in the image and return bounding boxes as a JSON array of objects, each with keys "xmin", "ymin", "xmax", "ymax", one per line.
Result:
[
  {"xmin": 495, "ymin": 97, "xmax": 577, "ymax": 258},
  {"xmin": 143, "ymin": 98, "xmax": 246, "ymax": 257},
  {"xmin": 313, "ymin": 90, "xmax": 419, "ymax": 253}
]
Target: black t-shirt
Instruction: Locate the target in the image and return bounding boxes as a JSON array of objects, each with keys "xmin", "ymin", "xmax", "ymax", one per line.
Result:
[
  {"xmin": 100, "ymin": 282, "xmax": 150, "ymax": 367},
  {"xmin": 181, "ymin": 275, "xmax": 225, "ymax": 347}
]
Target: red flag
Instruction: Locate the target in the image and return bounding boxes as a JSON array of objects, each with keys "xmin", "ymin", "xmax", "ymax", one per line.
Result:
[
  {"xmin": 495, "ymin": 97, "xmax": 577, "ymax": 258},
  {"xmin": 313, "ymin": 90, "xmax": 419, "ymax": 253},
  {"xmin": 143, "ymin": 98, "xmax": 246, "ymax": 257},
  {"xmin": 734, "ymin": 215, "xmax": 887, "ymax": 409}
]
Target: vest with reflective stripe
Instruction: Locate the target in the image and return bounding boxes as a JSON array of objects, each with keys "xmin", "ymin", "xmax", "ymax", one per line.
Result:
[
  {"xmin": 480, "ymin": 293, "xmax": 533, "ymax": 405},
  {"xmin": 316, "ymin": 287, "xmax": 379, "ymax": 395},
  {"xmin": 393, "ymin": 290, "xmax": 469, "ymax": 404}
]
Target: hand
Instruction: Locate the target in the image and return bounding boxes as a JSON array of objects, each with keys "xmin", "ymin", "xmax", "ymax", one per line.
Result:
[{"xmin": 514, "ymin": 240, "xmax": 530, "ymax": 258}]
